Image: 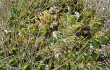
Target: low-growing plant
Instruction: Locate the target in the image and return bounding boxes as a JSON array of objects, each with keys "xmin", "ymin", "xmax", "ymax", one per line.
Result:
[{"xmin": 0, "ymin": 0, "xmax": 110, "ymax": 70}]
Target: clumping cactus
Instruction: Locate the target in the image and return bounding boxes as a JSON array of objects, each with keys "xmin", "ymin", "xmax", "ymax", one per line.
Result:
[{"xmin": 0, "ymin": 0, "xmax": 110, "ymax": 70}]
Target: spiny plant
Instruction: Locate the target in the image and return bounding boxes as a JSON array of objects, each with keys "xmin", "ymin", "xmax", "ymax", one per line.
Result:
[{"xmin": 0, "ymin": 0, "xmax": 110, "ymax": 70}]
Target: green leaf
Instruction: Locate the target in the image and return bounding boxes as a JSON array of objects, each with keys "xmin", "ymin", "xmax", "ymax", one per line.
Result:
[
  {"xmin": 9, "ymin": 58, "xmax": 18, "ymax": 67},
  {"xmin": 52, "ymin": 37, "xmax": 58, "ymax": 44},
  {"xmin": 48, "ymin": 59, "xmax": 54, "ymax": 70},
  {"xmin": 23, "ymin": 64, "xmax": 31, "ymax": 70},
  {"xmin": 0, "ymin": 51, "xmax": 4, "ymax": 56},
  {"xmin": 98, "ymin": 16, "xmax": 105, "ymax": 25},
  {"xmin": 39, "ymin": 24, "xmax": 47, "ymax": 36},
  {"xmin": 12, "ymin": 47, "xmax": 19, "ymax": 55},
  {"xmin": 92, "ymin": 22, "xmax": 102, "ymax": 31},
  {"xmin": 76, "ymin": 55, "xmax": 85, "ymax": 63},
  {"xmin": 64, "ymin": 62, "xmax": 71, "ymax": 70},
  {"xmin": 91, "ymin": 52, "xmax": 99, "ymax": 61},
  {"xmin": 35, "ymin": 53, "xmax": 42, "ymax": 61},
  {"xmin": 42, "ymin": 57, "xmax": 49, "ymax": 64},
  {"xmin": 96, "ymin": 67, "xmax": 103, "ymax": 70},
  {"xmin": 87, "ymin": 56, "xmax": 93, "ymax": 62},
  {"xmin": 36, "ymin": 65, "xmax": 44, "ymax": 70},
  {"xmin": 83, "ymin": 18, "xmax": 91, "ymax": 24},
  {"xmin": 31, "ymin": 1, "xmax": 38, "ymax": 9},
  {"xmin": 98, "ymin": 36, "xmax": 109, "ymax": 44},
  {"xmin": 40, "ymin": 2, "xmax": 46, "ymax": 10},
  {"xmin": 91, "ymin": 39, "xmax": 100, "ymax": 47},
  {"xmin": 29, "ymin": 24, "xmax": 38, "ymax": 35},
  {"xmin": 106, "ymin": 33, "xmax": 110, "ymax": 39},
  {"xmin": 72, "ymin": 22, "xmax": 83, "ymax": 30},
  {"xmin": 72, "ymin": 53, "xmax": 76, "ymax": 61},
  {"xmin": 71, "ymin": 64, "xmax": 79, "ymax": 70},
  {"xmin": 67, "ymin": 15, "xmax": 77, "ymax": 25},
  {"xmin": 21, "ymin": 28, "xmax": 28, "ymax": 36}
]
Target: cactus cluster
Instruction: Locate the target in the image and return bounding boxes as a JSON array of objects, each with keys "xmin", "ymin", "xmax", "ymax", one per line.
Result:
[{"xmin": 0, "ymin": 0, "xmax": 110, "ymax": 70}]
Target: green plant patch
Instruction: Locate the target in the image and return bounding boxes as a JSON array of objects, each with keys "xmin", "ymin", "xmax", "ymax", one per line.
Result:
[{"xmin": 1, "ymin": 0, "xmax": 110, "ymax": 69}]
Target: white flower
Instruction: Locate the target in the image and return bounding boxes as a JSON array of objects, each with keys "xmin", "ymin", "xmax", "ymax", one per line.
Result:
[
  {"xmin": 45, "ymin": 65, "xmax": 49, "ymax": 70},
  {"xmin": 50, "ymin": 21, "xmax": 58, "ymax": 28},
  {"xmin": 98, "ymin": 49, "xmax": 102, "ymax": 52},
  {"xmin": 49, "ymin": 6, "xmax": 54, "ymax": 13},
  {"xmin": 67, "ymin": 6, "xmax": 71, "ymax": 12},
  {"xmin": 55, "ymin": 53, "xmax": 61, "ymax": 58},
  {"xmin": 75, "ymin": 11, "xmax": 80, "ymax": 20},
  {"xmin": 18, "ymin": 32, "xmax": 22, "ymax": 36},
  {"xmin": 52, "ymin": 31, "xmax": 58, "ymax": 38},
  {"xmin": 102, "ymin": 7, "xmax": 105, "ymax": 11},
  {"xmin": 107, "ymin": 20, "xmax": 110, "ymax": 23},
  {"xmin": 52, "ymin": 21, "xmax": 58, "ymax": 26},
  {"xmin": 90, "ymin": 45, "xmax": 94, "ymax": 48},
  {"xmin": 89, "ymin": 45, "xmax": 94, "ymax": 54},
  {"xmin": 49, "ymin": 6, "xmax": 60, "ymax": 13},
  {"xmin": 30, "ymin": 60, "xmax": 32, "ymax": 63},
  {"xmin": 101, "ymin": 45, "xmax": 106, "ymax": 47},
  {"xmin": 4, "ymin": 30, "xmax": 8, "ymax": 34},
  {"xmin": 51, "ymin": 43, "xmax": 54, "ymax": 46},
  {"xmin": 4, "ymin": 30, "xmax": 11, "ymax": 34},
  {"xmin": 87, "ymin": 63, "xmax": 91, "ymax": 66},
  {"xmin": 68, "ymin": 26, "xmax": 73, "ymax": 29},
  {"xmin": 62, "ymin": 39, "xmax": 66, "ymax": 43}
]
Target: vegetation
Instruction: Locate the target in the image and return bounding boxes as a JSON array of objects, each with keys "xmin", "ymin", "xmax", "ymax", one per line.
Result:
[{"xmin": 0, "ymin": 0, "xmax": 110, "ymax": 70}]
